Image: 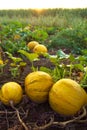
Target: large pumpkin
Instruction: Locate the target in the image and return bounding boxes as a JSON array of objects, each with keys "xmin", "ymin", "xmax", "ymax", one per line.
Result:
[
  {"xmin": 0, "ymin": 82, "xmax": 23, "ymax": 105},
  {"xmin": 49, "ymin": 78, "xmax": 87, "ymax": 116},
  {"xmin": 25, "ymin": 71, "xmax": 53, "ymax": 103}
]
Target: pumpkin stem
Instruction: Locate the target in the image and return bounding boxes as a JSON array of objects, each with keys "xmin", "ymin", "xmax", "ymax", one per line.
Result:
[
  {"xmin": 10, "ymin": 100, "xmax": 29, "ymax": 130},
  {"xmin": 53, "ymin": 106, "xmax": 86, "ymax": 126},
  {"xmin": 34, "ymin": 116, "xmax": 54, "ymax": 130},
  {"xmin": 34, "ymin": 107, "xmax": 86, "ymax": 129}
]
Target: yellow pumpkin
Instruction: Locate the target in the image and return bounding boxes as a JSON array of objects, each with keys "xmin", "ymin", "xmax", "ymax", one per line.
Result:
[
  {"xmin": 0, "ymin": 59, "xmax": 3, "ymax": 65},
  {"xmin": 14, "ymin": 34, "xmax": 21, "ymax": 40},
  {"xmin": 33, "ymin": 44, "xmax": 47, "ymax": 55},
  {"xmin": 27, "ymin": 41, "xmax": 39, "ymax": 50},
  {"xmin": 25, "ymin": 71, "xmax": 53, "ymax": 103},
  {"xmin": 0, "ymin": 82, "xmax": 23, "ymax": 105},
  {"xmin": 49, "ymin": 78, "xmax": 87, "ymax": 116}
]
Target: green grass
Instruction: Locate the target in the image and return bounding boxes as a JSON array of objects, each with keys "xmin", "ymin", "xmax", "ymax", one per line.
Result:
[
  {"xmin": 0, "ymin": 8, "xmax": 87, "ymax": 54},
  {"xmin": 0, "ymin": 8, "xmax": 87, "ymax": 27}
]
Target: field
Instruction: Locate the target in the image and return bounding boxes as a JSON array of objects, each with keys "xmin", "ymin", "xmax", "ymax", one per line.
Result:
[{"xmin": 0, "ymin": 8, "xmax": 87, "ymax": 130}]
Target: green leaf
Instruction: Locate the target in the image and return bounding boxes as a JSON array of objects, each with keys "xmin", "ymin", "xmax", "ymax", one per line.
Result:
[
  {"xmin": 57, "ymin": 49, "xmax": 69, "ymax": 59},
  {"xmin": 69, "ymin": 54, "xmax": 76, "ymax": 62},
  {"xmin": 76, "ymin": 55, "xmax": 87, "ymax": 61},
  {"xmin": 74, "ymin": 64, "xmax": 84, "ymax": 71},
  {"xmin": 48, "ymin": 55, "xmax": 57, "ymax": 64},
  {"xmin": 40, "ymin": 66, "xmax": 51, "ymax": 73},
  {"xmin": 5, "ymin": 52, "xmax": 22, "ymax": 63},
  {"xmin": 18, "ymin": 50, "xmax": 39, "ymax": 62}
]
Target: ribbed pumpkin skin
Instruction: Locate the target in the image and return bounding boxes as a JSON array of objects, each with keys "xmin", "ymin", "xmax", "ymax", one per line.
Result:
[
  {"xmin": 25, "ymin": 71, "xmax": 53, "ymax": 103},
  {"xmin": 49, "ymin": 78, "xmax": 87, "ymax": 116},
  {"xmin": 27, "ymin": 41, "xmax": 39, "ymax": 50},
  {"xmin": 0, "ymin": 82, "xmax": 23, "ymax": 105},
  {"xmin": 33, "ymin": 44, "xmax": 47, "ymax": 55}
]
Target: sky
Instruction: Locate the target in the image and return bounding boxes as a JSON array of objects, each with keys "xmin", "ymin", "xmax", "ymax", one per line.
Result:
[{"xmin": 0, "ymin": 0, "xmax": 87, "ymax": 10}]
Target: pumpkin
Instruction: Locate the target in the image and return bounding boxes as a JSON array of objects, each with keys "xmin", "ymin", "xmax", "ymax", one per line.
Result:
[
  {"xmin": 0, "ymin": 82, "xmax": 23, "ymax": 105},
  {"xmin": 33, "ymin": 44, "xmax": 47, "ymax": 55},
  {"xmin": 27, "ymin": 41, "xmax": 39, "ymax": 50},
  {"xmin": 25, "ymin": 71, "xmax": 53, "ymax": 103},
  {"xmin": 0, "ymin": 60, "xmax": 3, "ymax": 65},
  {"xmin": 14, "ymin": 34, "xmax": 21, "ymax": 40},
  {"xmin": 49, "ymin": 78, "xmax": 87, "ymax": 116}
]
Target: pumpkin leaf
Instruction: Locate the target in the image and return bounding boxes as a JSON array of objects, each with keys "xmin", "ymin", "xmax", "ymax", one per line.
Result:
[
  {"xmin": 5, "ymin": 52, "xmax": 22, "ymax": 63},
  {"xmin": 18, "ymin": 50, "xmax": 39, "ymax": 62},
  {"xmin": 57, "ymin": 49, "xmax": 69, "ymax": 59}
]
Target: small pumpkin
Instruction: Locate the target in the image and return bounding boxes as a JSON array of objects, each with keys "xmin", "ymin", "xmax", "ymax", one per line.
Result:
[
  {"xmin": 0, "ymin": 59, "xmax": 3, "ymax": 65},
  {"xmin": 49, "ymin": 78, "xmax": 87, "ymax": 116},
  {"xmin": 27, "ymin": 41, "xmax": 39, "ymax": 50},
  {"xmin": 0, "ymin": 82, "xmax": 23, "ymax": 105},
  {"xmin": 33, "ymin": 44, "xmax": 47, "ymax": 55},
  {"xmin": 25, "ymin": 71, "xmax": 53, "ymax": 103}
]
